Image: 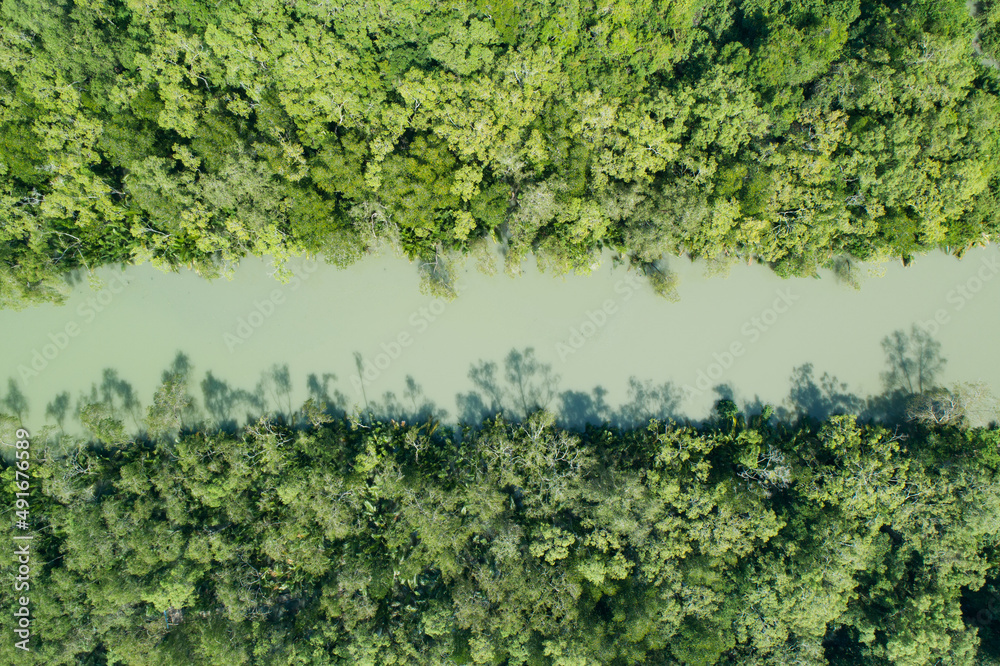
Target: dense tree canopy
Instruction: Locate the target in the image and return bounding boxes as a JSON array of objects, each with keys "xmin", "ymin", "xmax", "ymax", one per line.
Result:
[
  {"xmin": 1, "ymin": 399, "xmax": 999, "ymax": 664},
  {"xmin": 2, "ymin": 0, "xmax": 999, "ymax": 304}
]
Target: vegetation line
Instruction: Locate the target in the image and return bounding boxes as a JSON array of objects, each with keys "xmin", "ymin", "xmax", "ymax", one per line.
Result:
[
  {"xmin": 3, "ymin": 0, "xmax": 1000, "ymax": 307},
  {"xmin": 1, "ymin": 401, "xmax": 998, "ymax": 664}
]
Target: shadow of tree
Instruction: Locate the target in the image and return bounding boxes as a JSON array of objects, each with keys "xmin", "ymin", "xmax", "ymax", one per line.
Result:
[
  {"xmin": 365, "ymin": 376, "xmax": 449, "ymax": 423},
  {"xmin": 306, "ymin": 372, "xmax": 348, "ymax": 415},
  {"xmin": 46, "ymin": 391, "xmax": 71, "ymax": 430},
  {"xmin": 557, "ymin": 387, "xmax": 611, "ymax": 428},
  {"xmin": 615, "ymin": 378, "xmax": 684, "ymax": 428},
  {"xmin": 163, "ymin": 352, "xmax": 193, "ymax": 384},
  {"xmin": 462, "ymin": 348, "xmax": 560, "ymax": 419},
  {"xmin": 260, "ymin": 364, "xmax": 294, "ymax": 418},
  {"xmin": 880, "ymin": 325, "xmax": 945, "ymax": 394},
  {"xmin": 458, "ymin": 348, "xmax": 684, "ymax": 429},
  {"xmin": 201, "ymin": 372, "xmax": 266, "ymax": 431},
  {"xmin": 780, "ymin": 326, "xmax": 949, "ymax": 423},
  {"xmin": 78, "ymin": 368, "xmax": 142, "ymax": 428},
  {"xmin": 17, "ymin": 325, "xmax": 984, "ymax": 444},
  {"xmin": 146, "ymin": 352, "xmax": 202, "ymax": 439},
  {"xmin": 62, "ymin": 268, "xmax": 87, "ymax": 288},
  {"xmin": 780, "ymin": 364, "xmax": 868, "ymax": 420},
  {"xmin": 3, "ymin": 379, "xmax": 28, "ymax": 421},
  {"xmin": 503, "ymin": 348, "xmax": 560, "ymax": 417},
  {"xmin": 458, "ymin": 348, "xmax": 559, "ymax": 424}
]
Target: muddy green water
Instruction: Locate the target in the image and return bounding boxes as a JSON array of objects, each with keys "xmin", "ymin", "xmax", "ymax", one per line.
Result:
[{"xmin": 1, "ymin": 246, "xmax": 999, "ymax": 438}]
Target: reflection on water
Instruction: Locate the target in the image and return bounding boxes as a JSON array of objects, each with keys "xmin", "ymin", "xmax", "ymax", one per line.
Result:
[{"xmin": 3, "ymin": 332, "xmax": 995, "ymax": 447}]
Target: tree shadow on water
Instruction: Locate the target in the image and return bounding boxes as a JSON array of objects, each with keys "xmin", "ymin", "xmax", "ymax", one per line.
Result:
[
  {"xmin": 781, "ymin": 325, "xmax": 950, "ymax": 424},
  {"xmin": 365, "ymin": 376, "xmax": 448, "ymax": 423},
  {"xmin": 879, "ymin": 325, "xmax": 945, "ymax": 395},
  {"xmin": 20, "ymin": 355, "xmax": 363, "ymax": 442},
  {"xmin": 652, "ymin": 326, "xmax": 958, "ymax": 430},
  {"xmin": 2, "ymin": 379, "xmax": 29, "ymax": 422},
  {"xmin": 162, "ymin": 352, "xmax": 193, "ymax": 384},
  {"xmin": 781, "ymin": 364, "xmax": 868, "ymax": 421},
  {"xmin": 79, "ymin": 369, "xmax": 143, "ymax": 429},
  {"xmin": 46, "ymin": 392, "xmax": 71, "ymax": 431},
  {"xmin": 201, "ymin": 372, "xmax": 266, "ymax": 432},
  {"xmin": 261, "ymin": 364, "xmax": 294, "ymax": 418},
  {"xmin": 457, "ymin": 348, "xmax": 684, "ymax": 430},
  {"xmin": 612, "ymin": 378, "xmax": 684, "ymax": 428},
  {"xmin": 305, "ymin": 373, "xmax": 348, "ymax": 416},
  {"xmin": 557, "ymin": 387, "xmax": 611, "ymax": 427},
  {"xmin": 458, "ymin": 348, "xmax": 559, "ymax": 424},
  {"xmin": 21, "ymin": 324, "xmax": 985, "ymax": 447}
]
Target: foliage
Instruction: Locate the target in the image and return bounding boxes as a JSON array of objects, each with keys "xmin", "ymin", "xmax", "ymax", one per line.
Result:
[
  {"xmin": 1, "ymin": 0, "xmax": 998, "ymax": 307},
  {"xmin": 1, "ymin": 407, "xmax": 999, "ymax": 664}
]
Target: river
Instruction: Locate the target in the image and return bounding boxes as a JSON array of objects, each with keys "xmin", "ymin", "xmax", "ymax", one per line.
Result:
[{"xmin": 1, "ymin": 245, "xmax": 998, "ymax": 439}]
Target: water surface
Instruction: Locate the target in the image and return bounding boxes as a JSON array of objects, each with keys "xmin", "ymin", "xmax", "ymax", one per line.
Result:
[{"xmin": 1, "ymin": 246, "xmax": 998, "ymax": 437}]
